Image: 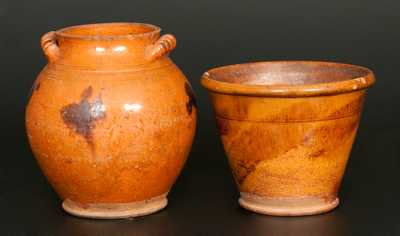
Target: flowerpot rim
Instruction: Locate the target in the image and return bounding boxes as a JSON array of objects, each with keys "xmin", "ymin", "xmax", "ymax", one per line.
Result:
[
  {"xmin": 55, "ymin": 22, "xmax": 161, "ymax": 41},
  {"xmin": 201, "ymin": 61, "xmax": 375, "ymax": 97}
]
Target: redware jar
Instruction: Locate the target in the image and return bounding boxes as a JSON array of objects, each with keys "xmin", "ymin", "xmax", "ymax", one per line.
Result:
[{"xmin": 25, "ymin": 23, "xmax": 197, "ymax": 219}]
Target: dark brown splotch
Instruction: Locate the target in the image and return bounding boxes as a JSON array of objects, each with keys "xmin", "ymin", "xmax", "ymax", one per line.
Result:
[
  {"xmin": 234, "ymin": 159, "xmax": 259, "ymax": 185},
  {"xmin": 184, "ymin": 82, "xmax": 197, "ymax": 115},
  {"xmin": 216, "ymin": 118, "xmax": 229, "ymax": 135},
  {"xmin": 60, "ymin": 86, "xmax": 106, "ymax": 149}
]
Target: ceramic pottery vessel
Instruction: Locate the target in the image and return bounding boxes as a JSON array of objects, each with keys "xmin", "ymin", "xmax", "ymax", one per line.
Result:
[
  {"xmin": 26, "ymin": 23, "xmax": 196, "ymax": 219},
  {"xmin": 201, "ymin": 61, "xmax": 374, "ymax": 216}
]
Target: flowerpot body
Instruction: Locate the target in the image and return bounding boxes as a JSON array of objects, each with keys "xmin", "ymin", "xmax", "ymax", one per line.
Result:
[
  {"xmin": 201, "ymin": 61, "xmax": 374, "ymax": 216},
  {"xmin": 26, "ymin": 23, "xmax": 196, "ymax": 219}
]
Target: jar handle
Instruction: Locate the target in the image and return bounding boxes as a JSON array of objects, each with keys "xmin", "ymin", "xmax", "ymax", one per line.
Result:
[
  {"xmin": 41, "ymin": 31, "xmax": 60, "ymax": 62},
  {"xmin": 145, "ymin": 34, "xmax": 176, "ymax": 62}
]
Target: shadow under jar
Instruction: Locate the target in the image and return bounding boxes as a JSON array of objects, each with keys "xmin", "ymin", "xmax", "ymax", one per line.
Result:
[
  {"xmin": 26, "ymin": 23, "xmax": 197, "ymax": 219},
  {"xmin": 201, "ymin": 61, "xmax": 375, "ymax": 216}
]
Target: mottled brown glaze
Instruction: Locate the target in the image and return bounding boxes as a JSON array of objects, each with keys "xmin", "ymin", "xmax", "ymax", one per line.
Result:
[
  {"xmin": 26, "ymin": 23, "xmax": 196, "ymax": 219},
  {"xmin": 201, "ymin": 61, "xmax": 374, "ymax": 216},
  {"xmin": 185, "ymin": 82, "xmax": 197, "ymax": 115}
]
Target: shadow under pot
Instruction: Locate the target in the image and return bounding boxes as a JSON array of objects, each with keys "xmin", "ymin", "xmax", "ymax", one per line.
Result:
[
  {"xmin": 25, "ymin": 23, "xmax": 197, "ymax": 219},
  {"xmin": 201, "ymin": 61, "xmax": 375, "ymax": 216}
]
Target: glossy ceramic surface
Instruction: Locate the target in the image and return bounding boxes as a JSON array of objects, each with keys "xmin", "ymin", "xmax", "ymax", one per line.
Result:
[
  {"xmin": 201, "ymin": 61, "xmax": 374, "ymax": 216},
  {"xmin": 26, "ymin": 23, "xmax": 196, "ymax": 219}
]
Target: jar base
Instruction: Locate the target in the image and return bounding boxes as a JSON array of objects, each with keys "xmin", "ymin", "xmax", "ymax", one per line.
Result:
[
  {"xmin": 62, "ymin": 193, "xmax": 168, "ymax": 219},
  {"xmin": 239, "ymin": 193, "xmax": 339, "ymax": 216}
]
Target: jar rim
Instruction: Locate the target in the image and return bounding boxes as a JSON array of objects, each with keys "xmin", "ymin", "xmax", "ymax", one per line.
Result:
[{"xmin": 55, "ymin": 22, "xmax": 161, "ymax": 40}]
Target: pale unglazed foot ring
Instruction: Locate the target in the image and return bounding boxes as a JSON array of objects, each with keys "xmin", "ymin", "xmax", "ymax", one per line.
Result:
[
  {"xmin": 62, "ymin": 193, "xmax": 168, "ymax": 219},
  {"xmin": 239, "ymin": 192, "xmax": 339, "ymax": 216}
]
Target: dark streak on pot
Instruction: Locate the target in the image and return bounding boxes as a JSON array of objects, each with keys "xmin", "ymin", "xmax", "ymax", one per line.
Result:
[
  {"xmin": 309, "ymin": 149, "xmax": 326, "ymax": 158},
  {"xmin": 27, "ymin": 81, "xmax": 41, "ymax": 100},
  {"xmin": 60, "ymin": 86, "xmax": 106, "ymax": 150},
  {"xmin": 216, "ymin": 117, "xmax": 229, "ymax": 135},
  {"xmin": 184, "ymin": 82, "xmax": 197, "ymax": 115},
  {"xmin": 235, "ymin": 159, "xmax": 258, "ymax": 185}
]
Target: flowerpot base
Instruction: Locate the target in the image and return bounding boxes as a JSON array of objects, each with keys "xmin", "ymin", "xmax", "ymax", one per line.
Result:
[
  {"xmin": 62, "ymin": 193, "xmax": 168, "ymax": 219},
  {"xmin": 239, "ymin": 193, "xmax": 339, "ymax": 216}
]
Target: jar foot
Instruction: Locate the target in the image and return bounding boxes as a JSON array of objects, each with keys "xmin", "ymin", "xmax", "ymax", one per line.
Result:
[{"xmin": 62, "ymin": 194, "xmax": 168, "ymax": 219}]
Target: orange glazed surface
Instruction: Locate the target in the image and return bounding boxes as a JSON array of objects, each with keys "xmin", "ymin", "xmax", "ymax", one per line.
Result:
[
  {"xmin": 26, "ymin": 23, "xmax": 196, "ymax": 206},
  {"xmin": 202, "ymin": 61, "xmax": 374, "ymax": 216}
]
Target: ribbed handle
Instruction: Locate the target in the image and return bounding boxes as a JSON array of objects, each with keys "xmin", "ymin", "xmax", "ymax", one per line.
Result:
[
  {"xmin": 145, "ymin": 34, "xmax": 176, "ymax": 62},
  {"xmin": 41, "ymin": 31, "xmax": 60, "ymax": 62}
]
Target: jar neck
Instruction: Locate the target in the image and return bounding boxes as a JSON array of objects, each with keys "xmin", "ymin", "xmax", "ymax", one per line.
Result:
[{"xmin": 54, "ymin": 34, "xmax": 160, "ymax": 69}]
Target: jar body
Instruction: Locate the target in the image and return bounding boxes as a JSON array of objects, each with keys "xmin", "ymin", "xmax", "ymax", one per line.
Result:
[{"xmin": 26, "ymin": 43, "xmax": 196, "ymax": 217}]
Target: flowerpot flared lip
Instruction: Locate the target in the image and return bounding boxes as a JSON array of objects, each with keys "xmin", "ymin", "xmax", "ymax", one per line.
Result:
[
  {"xmin": 201, "ymin": 61, "xmax": 375, "ymax": 97},
  {"xmin": 55, "ymin": 22, "xmax": 161, "ymax": 40}
]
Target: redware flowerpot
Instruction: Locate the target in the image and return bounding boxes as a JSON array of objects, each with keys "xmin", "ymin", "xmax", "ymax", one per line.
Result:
[
  {"xmin": 25, "ymin": 23, "xmax": 197, "ymax": 219},
  {"xmin": 201, "ymin": 61, "xmax": 374, "ymax": 216}
]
